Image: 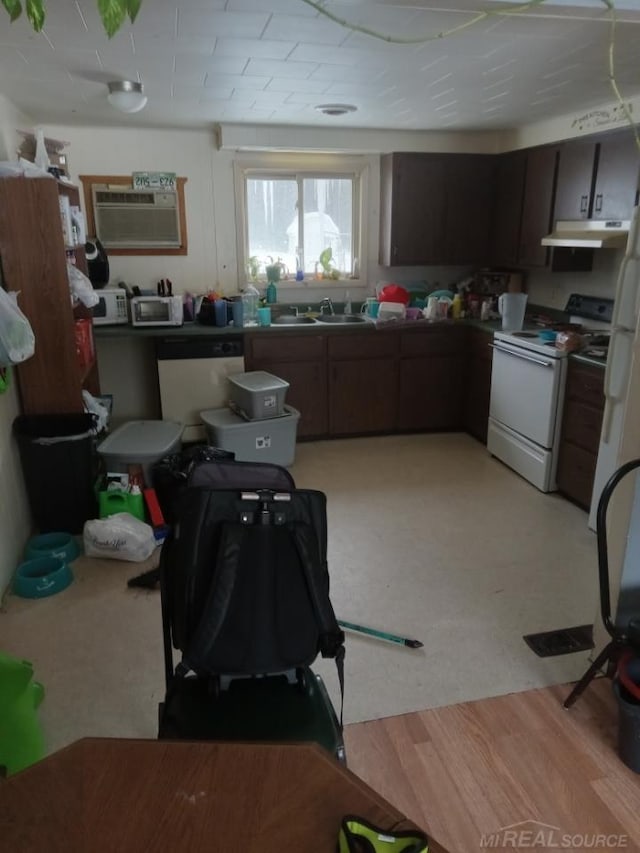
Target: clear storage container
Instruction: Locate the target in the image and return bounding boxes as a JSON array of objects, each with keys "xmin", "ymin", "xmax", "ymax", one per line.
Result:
[
  {"xmin": 97, "ymin": 419, "xmax": 183, "ymax": 487},
  {"xmin": 200, "ymin": 405, "xmax": 299, "ymax": 467},
  {"xmin": 228, "ymin": 371, "xmax": 289, "ymax": 421}
]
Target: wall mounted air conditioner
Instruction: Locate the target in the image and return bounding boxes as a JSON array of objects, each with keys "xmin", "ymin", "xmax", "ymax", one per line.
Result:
[{"xmin": 92, "ymin": 186, "xmax": 181, "ymax": 249}]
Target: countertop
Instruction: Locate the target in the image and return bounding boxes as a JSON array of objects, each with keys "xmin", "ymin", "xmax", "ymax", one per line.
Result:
[
  {"xmin": 93, "ymin": 316, "xmax": 501, "ymax": 339},
  {"xmin": 92, "ymin": 315, "xmax": 606, "ymax": 367}
]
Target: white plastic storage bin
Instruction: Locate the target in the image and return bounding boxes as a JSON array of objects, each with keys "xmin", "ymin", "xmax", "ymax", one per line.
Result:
[
  {"xmin": 228, "ymin": 371, "xmax": 289, "ymax": 420},
  {"xmin": 97, "ymin": 419, "xmax": 183, "ymax": 486},
  {"xmin": 200, "ymin": 405, "xmax": 299, "ymax": 467}
]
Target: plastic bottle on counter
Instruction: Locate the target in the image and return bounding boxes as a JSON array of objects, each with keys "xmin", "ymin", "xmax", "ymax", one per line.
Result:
[
  {"xmin": 480, "ymin": 299, "xmax": 491, "ymax": 322},
  {"xmin": 242, "ymin": 283, "xmax": 260, "ymax": 327},
  {"xmin": 451, "ymin": 293, "xmax": 462, "ymax": 320},
  {"xmin": 266, "ymin": 281, "xmax": 278, "ymax": 304}
]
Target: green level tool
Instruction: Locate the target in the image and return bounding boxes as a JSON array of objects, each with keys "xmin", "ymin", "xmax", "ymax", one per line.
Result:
[{"xmin": 338, "ymin": 620, "xmax": 423, "ymax": 649}]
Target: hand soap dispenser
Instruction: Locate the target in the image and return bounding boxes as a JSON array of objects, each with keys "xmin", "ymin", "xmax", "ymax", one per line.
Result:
[{"xmin": 266, "ymin": 281, "xmax": 278, "ymax": 304}]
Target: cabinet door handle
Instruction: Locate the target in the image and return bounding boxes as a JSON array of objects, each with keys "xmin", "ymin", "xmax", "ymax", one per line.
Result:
[
  {"xmin": 392, "ymin": 245, "xmax": 398, "ymax": 260},
  {"xmin": 580, "ymin": 194, "xmax": 588, "ymax": 213},
  {"xmin": 595, "ymin": 193, "xmax": 603, "ymax": 212}
]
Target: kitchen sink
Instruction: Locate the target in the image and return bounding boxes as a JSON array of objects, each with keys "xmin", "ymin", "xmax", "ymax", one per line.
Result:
[
  {"xmin": 316, "ymin": 314, "xmax": 368, "ymax": 324},
  {"xmin": 271, "ymin": 315, "xmax": 317, "ymax": 325}
]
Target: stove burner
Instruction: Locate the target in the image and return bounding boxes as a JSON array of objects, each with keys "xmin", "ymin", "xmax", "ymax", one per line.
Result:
[{"xmin": 511, "ymin": 331, "xmax": 538, "ymax": 338}]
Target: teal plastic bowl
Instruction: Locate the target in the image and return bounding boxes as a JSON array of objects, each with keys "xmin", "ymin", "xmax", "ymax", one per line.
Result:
[
  {"xmin": 14, "ymin": 556, "xmax": 73, "ymax": 599},
  {"xmin": 539, "ymin": 329, "xmax": 558, "ymax": 343},
  {"xmin": 25, "ymin": 532, "xmax": 79, "ymax": 563}
]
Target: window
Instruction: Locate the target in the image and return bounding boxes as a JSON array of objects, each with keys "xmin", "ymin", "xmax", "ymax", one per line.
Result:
[{"xmin": 235, "ymin": 156, "xmax": 366, "ymax": 284}]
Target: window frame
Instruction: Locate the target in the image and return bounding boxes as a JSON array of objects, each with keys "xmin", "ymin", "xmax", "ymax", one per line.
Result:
[{"xmin": 233, "ymin": 153, "xmax": 368, "ymax": 288}]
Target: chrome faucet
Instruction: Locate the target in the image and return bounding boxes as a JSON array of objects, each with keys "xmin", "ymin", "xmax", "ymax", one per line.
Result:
[
  {"xmin": 288, "ymin": 305, "xmax": 299, "ymax": 316},
  {"xmin": 319, "ymin": 297, "xmax": 335, "ymax": 315}
]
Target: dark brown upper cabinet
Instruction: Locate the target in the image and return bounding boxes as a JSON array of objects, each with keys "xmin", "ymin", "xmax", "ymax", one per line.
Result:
[
  {"xmin": 518, "ymin": 145, "xmax": 559, "ymax": 268},
  {"xmin": 554, "ymin": 131, "xmax": 639, "ymax": 222},
  {"xmin": 379, "ymin": 153, "xmax": 446, "ymax": 266},
  {"xmin": 489, "ymin": 151, "xmax": 527, "ymax": 268},
  {"xmin": 379, "ymin": 152, "xmax": 494, "ymax": 266},
  {"xmin": 490, "ymin": 146, "xmax": 557, "ymax": 269},
  {"xmin": 443, "ymin": 154, "xmax": 496, "ymax": 266}
]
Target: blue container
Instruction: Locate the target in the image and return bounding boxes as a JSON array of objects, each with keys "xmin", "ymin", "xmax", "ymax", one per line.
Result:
[
  {"xmin": 25, "ymin": 532, "xmax": 79, "ymax": 563},
  {"xmin": 14, "ymin": 556, "xmax": 73, "ymax": 599},
  {"xmin": 214, "ymin": 299, "xmax": 228, "ymax": 326}
]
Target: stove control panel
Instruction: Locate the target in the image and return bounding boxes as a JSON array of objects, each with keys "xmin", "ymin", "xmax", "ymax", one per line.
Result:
[{"xmin": 565, "ymin": 293, "xmax": 613, "ymax": 324}]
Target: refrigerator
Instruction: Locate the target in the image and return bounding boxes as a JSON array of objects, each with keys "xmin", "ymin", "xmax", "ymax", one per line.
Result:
[{"xmin": 590, "ymin": 205, "xmax": 640, "ymax": 650}]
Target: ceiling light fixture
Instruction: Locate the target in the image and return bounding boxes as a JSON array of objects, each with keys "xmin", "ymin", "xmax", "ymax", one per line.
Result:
[
  {"xmin": 107, "ymin": 80, "xmax": 148, "ymax": 114},
  {"xmin": 314, "ymin": 103, "xmax": 358, "ymax": 117}
]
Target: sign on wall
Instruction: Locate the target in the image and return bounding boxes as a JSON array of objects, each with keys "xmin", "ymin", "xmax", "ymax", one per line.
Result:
[
  {"xmin": 571, "ymin": 103, "xmax": 633, "ymax": 133},
  {"xmin": 132, "ymin": 171, "xmax": 177, "ymax": 191}
]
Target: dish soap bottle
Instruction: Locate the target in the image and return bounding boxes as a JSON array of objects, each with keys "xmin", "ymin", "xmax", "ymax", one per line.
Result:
[
  {"xmin": 451, "ymin": 292, "xmax": 462, "ymax": 320},
  {"xmin": 344, "ymin": 290, "xmax": 352, "ymax": 314},
  {"xmin": 266, "ymin": 280, "xmax": 278, "ymax": 304},
  {"xmin": 242, "ymin": 283, "xmax": 260, "ymax": 326}
]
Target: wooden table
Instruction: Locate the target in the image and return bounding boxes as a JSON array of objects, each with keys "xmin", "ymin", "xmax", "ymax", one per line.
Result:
[{"xmin": 1, "ymin": 738, "xmax": 444, "ymax": 852}]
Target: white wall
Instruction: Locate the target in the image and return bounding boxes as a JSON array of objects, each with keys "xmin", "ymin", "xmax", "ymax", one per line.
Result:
[
  {"xmin": 0, "ymin": 94, "xmax": 36, "ymax": 597},
  {"xmin": 42, "ymin": 122, "xmax": 495, "ymax": 301},
  {"xmin": 526, "ymin": 249, "xmax": 622, "ymax": 310}
]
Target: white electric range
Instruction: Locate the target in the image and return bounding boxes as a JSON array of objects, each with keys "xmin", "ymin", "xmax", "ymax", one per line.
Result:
[{"xmin": 487, "ymin": 294, "xmax": 613, "ymax": 493}]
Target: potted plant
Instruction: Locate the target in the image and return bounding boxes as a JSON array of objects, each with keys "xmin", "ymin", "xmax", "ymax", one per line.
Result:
[
  {"xmin": 265, "ymin": 257, "xmax": 288, "ymax": 282},
  {"xmin": 246, "ymin": 256, "xmax": 261, "ymax": 283},
  {"xmin": 315, "ymin": 247, "xmax": 340, "ymax": 280}
]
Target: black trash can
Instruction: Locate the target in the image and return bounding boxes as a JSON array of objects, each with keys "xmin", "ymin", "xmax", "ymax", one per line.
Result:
[
  {"xmin": 613, "ymin": 655, "xmax": 640, "ymax": 774},
  {"xmin": 14, "ymin": 413, "xmax": 97, "ymax": 534}
]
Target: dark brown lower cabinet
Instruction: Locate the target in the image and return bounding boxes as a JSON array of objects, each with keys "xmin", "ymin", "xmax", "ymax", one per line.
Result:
[
  {"xmin": 398, "ymin": 326, "xmax": 466, "ymax": 431},
  {"xmin": 244, "ymin": 334, "xmax": 327, "ymax": 439},
  {"xmin": 246, "ymin": 325, "xmax": 491, "ymax": 442},
  {"xmin": 328, "ymin": 332, "xmax": 398, "ymax": 436},
  {"xmin": 556, "ymin": 360, "xmax": 605, "ymax": 510},
  {"xmin": 464, "ymin": 327, "xmax": 494, "ymax": 443}
]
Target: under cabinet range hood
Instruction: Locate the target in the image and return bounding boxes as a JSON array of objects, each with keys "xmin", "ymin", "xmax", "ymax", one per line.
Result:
[{"xmin": 541, "ymin": 220, "xmax": 630, "ymax": 249}]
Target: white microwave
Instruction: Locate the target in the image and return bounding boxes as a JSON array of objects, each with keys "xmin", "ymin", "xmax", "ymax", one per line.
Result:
[
  {"xmin": 92, "ymin": 288, "xmax": 129, "ymax": 325},
  {"xmin": 131, "ymin": 295, "xmax": 183, "ymax": 327}
]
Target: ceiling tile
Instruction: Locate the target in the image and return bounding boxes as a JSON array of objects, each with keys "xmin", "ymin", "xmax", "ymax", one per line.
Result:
[
  {"xmin": 262, "ymin": 15, "xmax": 348, "ymax": 46},
  {"xmin": 266, "ymin": 77, "xmax": 330, "ymax": 94},
  {"xmin": 174, "ymin": 54, "xmax": 247, "ymax": 77},
  {"xmin": 244, "ymin": 58, "xmax": 317, "ymax": 79},
  {"xmin": 214, "ymin": 38, "xmax": 295, "ymax": 60},
  {"xmin": 204, "ymin": 73, "xmax": 270, "ymax": 91},
  {"xmin": 177, "ymin": 10, "xmax": 269, "ymax": 39}
]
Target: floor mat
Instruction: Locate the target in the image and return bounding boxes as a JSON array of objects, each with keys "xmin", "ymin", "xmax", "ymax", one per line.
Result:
[{"xmin": 523, "ymin": 625, "xmax": 594, "ymax": 657}]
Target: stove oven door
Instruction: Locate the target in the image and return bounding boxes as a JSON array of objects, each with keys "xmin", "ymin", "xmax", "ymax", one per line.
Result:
[
  {"xmin": 489, "ymin": 340, "xmax": 564, "ymax": 448},
  {"xmin": 488, "ymin": 339, "xmax": 568, "ymax": 492}
]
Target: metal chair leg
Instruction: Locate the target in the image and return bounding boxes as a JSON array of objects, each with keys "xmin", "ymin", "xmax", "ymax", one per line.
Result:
[{"xmin": 563, "ymin": 640, "xmax": 618, "ymax": 709}]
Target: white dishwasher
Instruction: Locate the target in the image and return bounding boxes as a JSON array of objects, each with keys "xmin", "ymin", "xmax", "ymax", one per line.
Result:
[{"xmin": 156, "ymin": 335, "xmax": 245, "ymax": 442}]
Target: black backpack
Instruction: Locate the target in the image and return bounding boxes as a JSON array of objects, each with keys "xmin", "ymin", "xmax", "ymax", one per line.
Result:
[{"xmin": 159, "ymin": 462, "xmax": 344, "ymax": 714}]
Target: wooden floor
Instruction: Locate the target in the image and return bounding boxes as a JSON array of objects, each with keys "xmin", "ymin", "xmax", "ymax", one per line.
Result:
[{"xmin": 345, "ymin": 678, "xmax": 640, "ymax": 853}]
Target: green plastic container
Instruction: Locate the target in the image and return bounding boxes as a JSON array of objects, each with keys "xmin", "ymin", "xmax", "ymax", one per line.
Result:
[
  {"xmin": 0, "ymin": 651, "xmax": 45, "ymax": 775},
  {"xmin": 98, "ymin": 489, "xmax": 145, "ymax": 521}
]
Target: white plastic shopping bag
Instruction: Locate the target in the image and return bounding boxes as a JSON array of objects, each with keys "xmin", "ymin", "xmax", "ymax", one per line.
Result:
[
  {"xmin": 83, "ymin": 512, "xmax": 157, "ymax": 562},
  {"xmin": 0, "ymin": 289, "xmax": 35, "ymax": 367}
]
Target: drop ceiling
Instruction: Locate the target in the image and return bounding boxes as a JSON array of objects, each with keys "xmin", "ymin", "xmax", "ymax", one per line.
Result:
[{"xmin": 0, "ymin": 0, "xmax": 639, "ymax": 132}]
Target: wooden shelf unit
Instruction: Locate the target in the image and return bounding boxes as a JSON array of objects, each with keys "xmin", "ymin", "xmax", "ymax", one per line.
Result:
[{"xmin": 0, "ymin": 176, "xmax": 98, "ymax": 414}]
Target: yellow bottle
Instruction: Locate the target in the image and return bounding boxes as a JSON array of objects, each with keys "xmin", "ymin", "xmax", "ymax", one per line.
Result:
[{"xmin": 451, "ymin": 293, "xmax": 462, "ymax": 320}]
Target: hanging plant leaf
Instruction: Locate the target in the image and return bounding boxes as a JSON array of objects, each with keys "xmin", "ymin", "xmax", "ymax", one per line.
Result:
[
  {"xmin": 98, "ymin": 0, "xmax": 127, "ymax": 38},
  {"xmin": 2, "ymin": 0, "xmax": 23, "ymax": 23},
  {"xmin": 127, "ymin": 0, "xmax": 142, "ymax": 24},
  {"xmin": 25, "ymin": 0, "xmax": 44, "ymax": 30}
]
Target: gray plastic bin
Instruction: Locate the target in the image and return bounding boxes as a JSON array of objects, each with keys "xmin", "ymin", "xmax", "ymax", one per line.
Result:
[
  {"xmin": 200, "ymin": 405, "xmax": 299, "ymax": 466},
  {"xmin": 97, "ymin": 420, "xmax": 183, "ymax": 486},
  {"xmin": 228, "ymin": 371, "xmax": 289, "ymax": 420}
]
